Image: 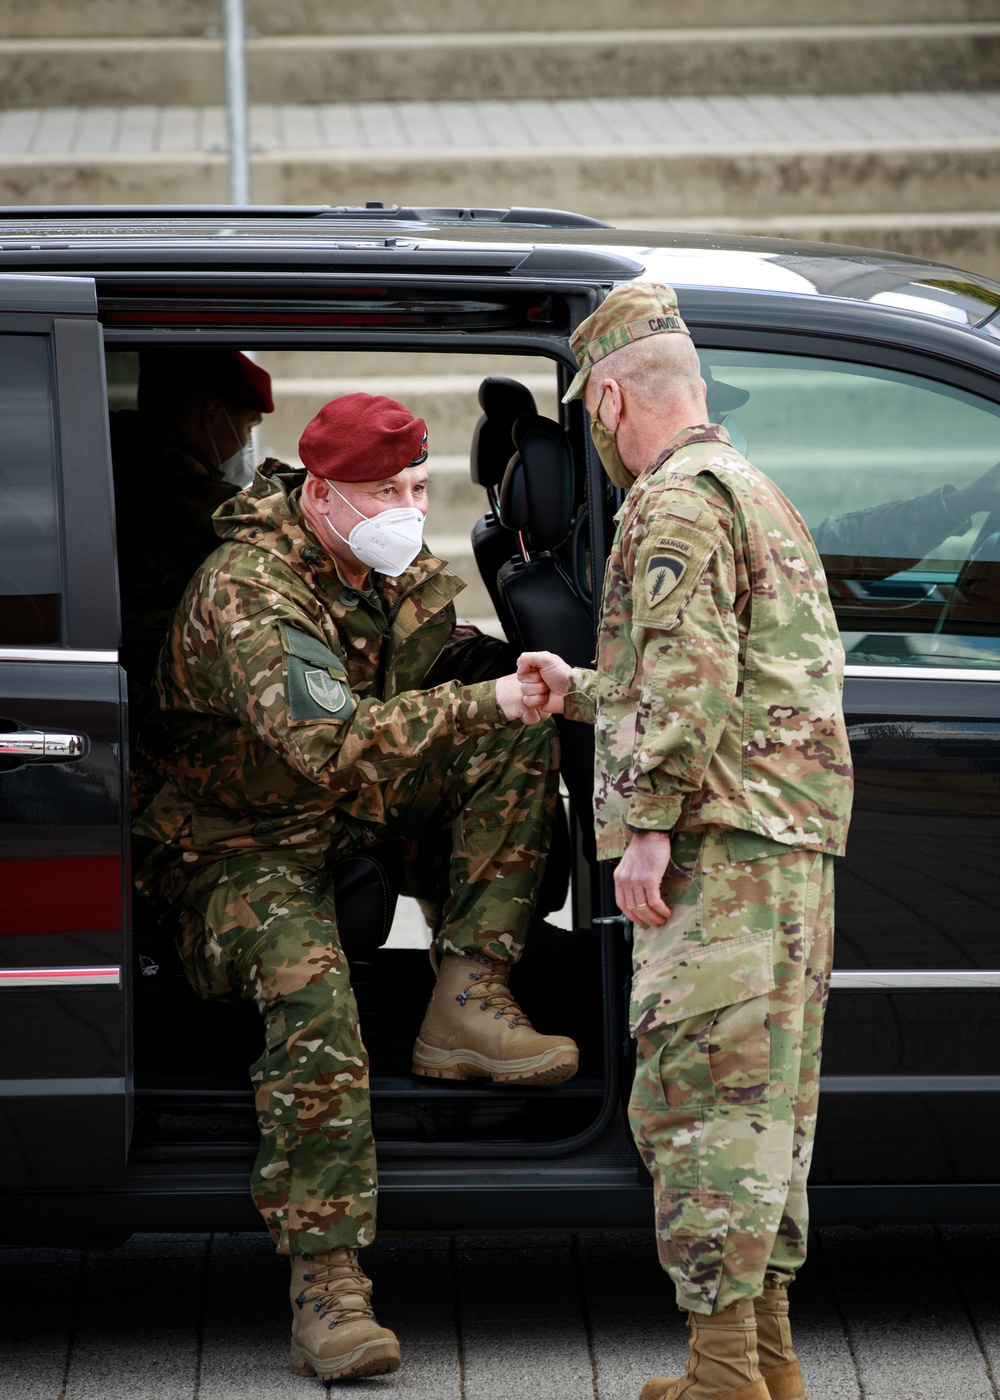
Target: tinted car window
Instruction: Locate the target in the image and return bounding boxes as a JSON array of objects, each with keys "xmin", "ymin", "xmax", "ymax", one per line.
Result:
[
  {"xmin": 0, "ymin": 336, "xmax": 61, "ymax": 645},
  {"xmin": 701, "ymin": 350, "xmax": 1000, "ymax": 669}
]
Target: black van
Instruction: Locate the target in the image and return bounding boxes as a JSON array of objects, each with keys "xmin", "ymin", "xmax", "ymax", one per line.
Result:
[{"xmin": 2, "ymin": 206, "xmax": 1000, "ymax": 1245}]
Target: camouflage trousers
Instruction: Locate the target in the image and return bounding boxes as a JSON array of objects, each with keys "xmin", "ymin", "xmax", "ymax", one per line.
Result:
[
  {"xmin": 627, "ymin": 826, "xmax": 835, "ymax": 1315},
  {"xmin": 166, "ymin": 718, "xmax": 558, "ymax": 1256}
]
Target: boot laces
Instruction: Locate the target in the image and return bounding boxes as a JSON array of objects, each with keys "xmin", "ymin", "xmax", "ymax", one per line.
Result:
[
  {"xmin": 455, "ymin": 956, "xmax": 527, "ymax": 1029},
  {"xmin": 295, "ymin": 1251, "xmax": 375, "ymax": 1326}
]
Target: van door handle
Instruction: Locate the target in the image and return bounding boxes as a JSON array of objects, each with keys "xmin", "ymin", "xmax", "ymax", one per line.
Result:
[{"xmin": 0, "ymin": 731, "xmax": 88, "ymax": 760}]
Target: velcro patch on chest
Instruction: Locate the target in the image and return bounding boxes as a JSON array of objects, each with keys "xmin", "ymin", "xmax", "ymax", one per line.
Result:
[{"xmin": 665, "ymin": 502, "xmax": 703, "ymax": 525}]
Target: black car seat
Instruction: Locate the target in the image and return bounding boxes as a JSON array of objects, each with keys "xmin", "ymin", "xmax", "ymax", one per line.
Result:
[
  {"xmin": 496, "ymin": 414, "xmax": 597, "ymax": 859},
  {"xmin": 497, "ymin": 414, "xmax": 594, "ymax": 667},
  {"xmin": 469, "ymin": 376, "xmax": 537, "ymax": 637}
]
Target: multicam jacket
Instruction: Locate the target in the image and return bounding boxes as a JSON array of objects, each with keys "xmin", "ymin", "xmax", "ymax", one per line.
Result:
[
  {"xmin": 133, "ymin": 458, "xmax": 509, "ymax": 859},
  {"xmin": 564, "ymin": 424, "xmax": 853, "ymax": 860}
]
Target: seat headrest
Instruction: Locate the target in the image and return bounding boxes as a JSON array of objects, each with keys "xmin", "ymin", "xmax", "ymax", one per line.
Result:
[
  {"xmin": 470, "ymin": 376, "xmax": 538, "ymax": 490},
  {"xmin": 497, "ymin": 415, "xmax": 575, "ymax": 551}
]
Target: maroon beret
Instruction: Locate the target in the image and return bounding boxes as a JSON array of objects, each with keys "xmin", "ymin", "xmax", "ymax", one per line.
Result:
[
  {"xmin": 224, "ymin": 352, "xmax": 274, "ymax": 413},
  {"xmin": 299, "ymin": 393, "xmax": 428, "ymax": 482},
  {"xmin": 137, "ymin": 349, "xmax": 273, "ymax": 414}
]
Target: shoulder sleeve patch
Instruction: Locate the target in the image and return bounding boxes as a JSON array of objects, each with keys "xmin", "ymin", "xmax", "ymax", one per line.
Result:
[
  {"xmin": 632, "ymin": 517, "xmax": 717, "ymax": 629},
  {"xmin": 280, "ymin": 625, "xmax": 355, "ymax": 723}
]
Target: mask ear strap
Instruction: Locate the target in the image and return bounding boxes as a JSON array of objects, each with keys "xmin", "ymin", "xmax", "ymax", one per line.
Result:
[
  {"xmin": 207, "ymin": 428, "xmax": 223, "ymax": 470},
  {"xmin": 328, "ymin": 481, "xmax": 366, "ymax": 521},
  {"xmin": 597, "ymin": 386, "xmax": 618, "ymax": 431},
  {"xmin": 221, "ymin": 406, "xmax": 244, "ymax": 455}
]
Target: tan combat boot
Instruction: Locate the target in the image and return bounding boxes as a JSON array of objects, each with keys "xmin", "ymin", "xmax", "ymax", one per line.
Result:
[
  {"xmin": 639, "ymin": 1299, "xmax": 771, "ymax": 1400},
  {"xmin": 412, "ymin": 952, "xmax": 579, "ymax": 1085},
  {"xmin": 754, "ymin": 1287, "xmax": 805, "ymax": 1400},
  {"xmin": 289, "ymin": 1248, "xmax": 401, "ymax": 1381}
]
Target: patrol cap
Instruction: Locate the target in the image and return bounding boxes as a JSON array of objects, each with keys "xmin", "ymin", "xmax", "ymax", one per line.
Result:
[
  {"xmin": 562, "ymin": 281, "xmax": 690, "ymax": 403},
  {"xmin": 299, "ymin": 393, "xmax": 429, "ymax": 482},
  {"xmin": 138, "ymin": 349, "xmax": 274, "ymax": 414}
]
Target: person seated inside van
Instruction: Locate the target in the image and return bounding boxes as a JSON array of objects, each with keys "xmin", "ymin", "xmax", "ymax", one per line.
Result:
[{"xmin": 111, "ymin": 348, "xmax": 274, "ymax": 728}]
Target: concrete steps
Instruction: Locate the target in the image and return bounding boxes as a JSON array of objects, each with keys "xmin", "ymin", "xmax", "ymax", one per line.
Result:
[
  {"xmin": 3, "ymin": 92, "xmax": 998, "ymax": 279},
  {"xmin": 3, "ymin": 24, "xmax": 998, "ymax": 107},
  {"xmin": 8, "ymin": 3, "xmax": 1000, "ymax": 632},
  {"xmin": 3, "ymin": 0, "xmax": 998, "ymax": 286},
  {"xmin": 262, "ymin": 371, "xmax": 558, "ymax": 467},
  {"xmin": 4, "ymin": 0, "xmax": 995, "ymax": 39}
]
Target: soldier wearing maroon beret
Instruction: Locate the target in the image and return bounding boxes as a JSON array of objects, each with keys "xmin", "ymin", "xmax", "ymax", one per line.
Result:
[
  {"xmin": 112, "ymin": 348, "xmax": 275, "ymax": 734},
  {"xmin": 133, "ymin": 390, "xmax": 578, "ymax": 1383}
]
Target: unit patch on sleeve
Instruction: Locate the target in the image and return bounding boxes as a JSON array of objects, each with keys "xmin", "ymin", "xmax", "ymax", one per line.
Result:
[
  {"xmin": 280, "ymin": 624, "xmax": 357, "ymax": 723},
  {"xmin": 304, "ymin": 670, "xmax": 350, "ymax": 715},
  {"xmin": 645, "ymin": 552, "xmax": 687, "ymax": 608},
  {"xmin": 632, "ymin": 510, "xmax": 717, "ymax": 629}
]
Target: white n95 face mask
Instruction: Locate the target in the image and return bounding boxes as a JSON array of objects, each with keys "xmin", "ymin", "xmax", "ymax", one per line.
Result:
[
  {"xmin": 213, "ymin": 409, "xmax": 257, "ymax": 489},
  {"xmin": 326, "ymin": 484, "xmax": 425, "ymax": 576},
  {"xmin": 218, "ymin": 441, "xmax": 257, "ymax": 488}
]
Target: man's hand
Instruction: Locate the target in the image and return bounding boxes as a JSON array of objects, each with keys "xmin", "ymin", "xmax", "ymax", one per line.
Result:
[
  {"xmin": 949, "ymin": 460, "xmax": 1000, "ymax": 520},
  {"xmin": 516, "ymin": 650, "xmax": 572, "ymax": 716},
  {"xmin": 614, "ymin": 830, "xmax": 673, "ymax": 925},
  {"xmin": 495, "ymin": 672, "xmax": 542, "ymax": 724}
]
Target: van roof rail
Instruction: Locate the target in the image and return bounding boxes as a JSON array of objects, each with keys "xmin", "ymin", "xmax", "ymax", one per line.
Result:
[{"xmin": 0, "ymin": 204, "xmax": 613, "ymax": 230}]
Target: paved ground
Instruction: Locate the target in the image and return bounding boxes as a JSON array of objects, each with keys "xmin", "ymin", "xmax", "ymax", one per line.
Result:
[
  {"xmin": 1, "ymin": 91, "xmax": 999, "ymax": 159},
  {"xmin": 2, "ymin": 1224, "xmax": 998, "ymax": 1399}
]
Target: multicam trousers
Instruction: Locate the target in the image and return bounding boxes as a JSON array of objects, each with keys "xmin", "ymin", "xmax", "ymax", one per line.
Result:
[
  {"xmin": 627, "ymin": 826, "xmax": 835, "ymax": 1315},
  {"xmin": 164, "ymin": 719, "xmax": 558, "ymax": 1256}
]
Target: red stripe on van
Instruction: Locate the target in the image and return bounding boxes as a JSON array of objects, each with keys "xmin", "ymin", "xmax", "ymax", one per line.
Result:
[{"xmin": 1, "ymin": 857, "xmax": 122, "ymax": 935}]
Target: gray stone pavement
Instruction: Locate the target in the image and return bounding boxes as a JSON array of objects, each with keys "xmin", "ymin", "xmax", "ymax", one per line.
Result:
[
  {"xmin": 2, "ymin": 1224, "xmax": 999, "ymax": 1399},
  {"xmin": 1, "ymin": 91, "xmax": 999, "ymax": 159}
]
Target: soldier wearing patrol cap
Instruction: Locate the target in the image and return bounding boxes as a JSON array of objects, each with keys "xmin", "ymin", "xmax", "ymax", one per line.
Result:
[
  {"xmin": 518, "ymin": 282, "xmax": 854, "ymax": 1400},
  {"xmin": 132, "ymin": 391, "xmax": 578, "ymax": 1383}
]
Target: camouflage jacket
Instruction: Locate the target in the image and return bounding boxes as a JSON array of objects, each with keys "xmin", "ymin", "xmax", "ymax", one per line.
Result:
[
  {"xmin": 132, "ymin": 458, "xmax": 509, "ymax": 860},
  {"xmin": 564, "ymin": 424, "xmax": 853, "ymax": 859},
  {"xmin": 111, "ymin": 411, "xmax": 236, "ymax": 723}
]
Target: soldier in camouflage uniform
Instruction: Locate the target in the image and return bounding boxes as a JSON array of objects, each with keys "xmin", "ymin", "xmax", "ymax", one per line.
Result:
[
  {"xmin": 133, "ymin": 392, "xmax": 577, "ymax": 1383},
  {"xmin": 518, "ymin": 283, "xmax": 853, "ymax": 1400},
  {"xmin": 112, "ymin": 349, "xmax": 274, "ymax": 737}
]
